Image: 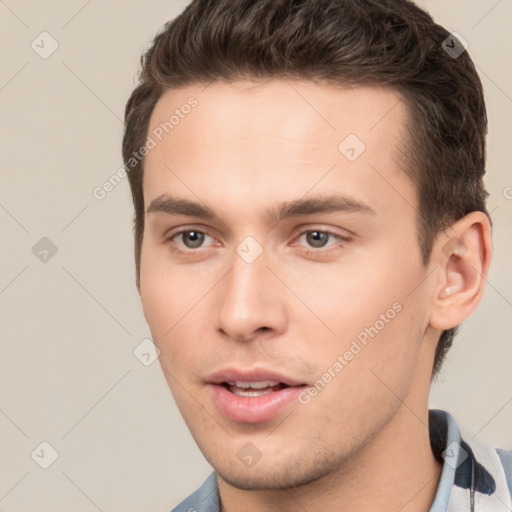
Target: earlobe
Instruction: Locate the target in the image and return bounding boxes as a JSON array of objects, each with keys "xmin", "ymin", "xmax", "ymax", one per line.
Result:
[{"xmin": 429, "ymin": 212, "xmax": 492, "ymax": 331}]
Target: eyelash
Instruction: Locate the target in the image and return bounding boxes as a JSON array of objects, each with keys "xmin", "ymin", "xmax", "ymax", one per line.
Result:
[{"xmin": 165, "ymin": 227, "xmax": 351, "ymax": 256}]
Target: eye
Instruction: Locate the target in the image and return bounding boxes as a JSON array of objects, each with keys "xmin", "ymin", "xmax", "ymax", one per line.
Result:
[
  {"xmin": 166, "ymin": 227, "xmax": 350, "ymax": 256},
  {"xmin": 300, "ymin": 230, "xmax": 335, "ymax": 248},
  {"xmin": 294, "ymin": 229, "xmax": 350, "ymax": 252},
  {"xmin": 169, "ymin": 229, "xmax": 216, "ymax": 251}
]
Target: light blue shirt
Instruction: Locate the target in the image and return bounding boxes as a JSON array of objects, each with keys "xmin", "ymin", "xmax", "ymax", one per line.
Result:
[{"xmin": 171, "ymin": 409, "xmax": 512, "ymax": 512}]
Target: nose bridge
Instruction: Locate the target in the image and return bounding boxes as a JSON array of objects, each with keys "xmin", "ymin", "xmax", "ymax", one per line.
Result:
[{"xmin": 215, "ymin": 242, "xmax": 284, "ymax": 341}]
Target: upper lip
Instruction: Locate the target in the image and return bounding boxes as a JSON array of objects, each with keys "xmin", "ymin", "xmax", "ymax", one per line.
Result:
[{"xmin": 206, "ymin": 367, "xmax": 306, "ymax": 387}]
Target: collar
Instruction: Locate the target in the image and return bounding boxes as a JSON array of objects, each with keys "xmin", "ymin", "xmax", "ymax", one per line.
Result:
[{"xmin": 428, "ymin": 409, "xmax": 512, "ymax": 512}]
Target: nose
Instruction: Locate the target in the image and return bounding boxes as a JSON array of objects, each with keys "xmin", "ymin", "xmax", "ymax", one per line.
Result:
[{"xmin": 215, "ymin": 246, "xmax": 287, "ymax": 343}]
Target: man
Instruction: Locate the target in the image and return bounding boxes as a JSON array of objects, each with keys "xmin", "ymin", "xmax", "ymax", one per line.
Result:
[{"xmin": 122, "ymin": 0, "xmax": 511, "ymax": 510}]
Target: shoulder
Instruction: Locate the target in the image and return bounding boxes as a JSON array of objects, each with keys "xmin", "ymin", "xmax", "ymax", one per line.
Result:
[
  {"xmin": 170, "ymin": 472, "xmax": 220, "ymax": 512},
  {"xmin": 428, "ymin": 409, "xmax": 512, "ymax": 510}
]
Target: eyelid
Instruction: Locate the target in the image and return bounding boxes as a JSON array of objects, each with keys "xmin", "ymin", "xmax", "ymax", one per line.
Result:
[{"xmin": 290, "ymin": 220, "xmax": 353, "ymax": 238}]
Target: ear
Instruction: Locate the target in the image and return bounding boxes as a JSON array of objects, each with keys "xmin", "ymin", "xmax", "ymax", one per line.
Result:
[{"xmin": 429, "ymin": 211, "xmax": 492, "ymax": 331}]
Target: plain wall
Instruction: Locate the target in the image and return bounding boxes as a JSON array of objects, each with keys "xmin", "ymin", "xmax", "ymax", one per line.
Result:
[{"xmin": 0, "ymin": 1, "xmax": 510, "ymax": 510}]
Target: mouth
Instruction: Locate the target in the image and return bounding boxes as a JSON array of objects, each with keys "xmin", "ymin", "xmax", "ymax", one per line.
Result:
[
  {"xmin": 206, "ymin": 369, "xmax": 308, "ymax": 423},
  {"xmin": 222, "ymin": 380, "xmax": 290, "ymax": 397}
]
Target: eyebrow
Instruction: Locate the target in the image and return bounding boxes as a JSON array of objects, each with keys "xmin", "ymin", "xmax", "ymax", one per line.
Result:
[{"xmin": 146, "ymin": 193, "xmax": 377, "ymax": 224}]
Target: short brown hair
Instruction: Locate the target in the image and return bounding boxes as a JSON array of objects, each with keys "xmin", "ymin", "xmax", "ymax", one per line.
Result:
[{"xmin": 122, "ymin": 0, "xmax": 489, "ymax": 380}]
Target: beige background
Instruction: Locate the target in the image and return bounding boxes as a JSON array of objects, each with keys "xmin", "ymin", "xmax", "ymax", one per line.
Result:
[{"xmin": 0, "ymin": 0, "xmax": 510, "ymax": 510}]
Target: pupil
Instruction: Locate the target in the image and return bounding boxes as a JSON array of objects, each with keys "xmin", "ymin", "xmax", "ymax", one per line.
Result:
[
  {"xmin": 185, "ymin": 231, "xmax": 204, "ymax": 248},
  {"xmin": 307, "ymin": 231, "xmax": 327, "ymax": 248}
]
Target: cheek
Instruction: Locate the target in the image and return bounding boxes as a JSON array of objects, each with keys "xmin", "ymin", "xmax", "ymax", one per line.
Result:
[
  {"xmin": 338, "ymin": 289, "xmax": 427, "ymax": 409},
  {"xmin": 300, "ymin": 302, "xmax": 425, "ymax": 444},
  {"xmin": 140, "ymin": 274, "xmax": 180, "ymax": 341},
  {"xmin": 287, "ymin": 259, "xmax": 407, "ymax": 339},
  {"xmin": 140, "ymin": 271, "xmax": 207, "ymax": 414},
  {"xmin": 139, "ymin": 253, "xmax": 203, "ymax": 360},
  {"xmin": 297, "ymin": 250, "xmax": 427, "ymax": 381}
]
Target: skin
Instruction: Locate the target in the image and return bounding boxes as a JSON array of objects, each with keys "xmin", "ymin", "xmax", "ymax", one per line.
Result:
[{"xmin": 138, "ymin": 79, "xmax": 492, "ymax": 512}]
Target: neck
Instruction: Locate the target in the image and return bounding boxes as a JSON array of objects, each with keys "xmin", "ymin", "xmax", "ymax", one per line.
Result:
[{"xmin": 218, "ymin": 400, "xmax": 442, "ymax": 512}]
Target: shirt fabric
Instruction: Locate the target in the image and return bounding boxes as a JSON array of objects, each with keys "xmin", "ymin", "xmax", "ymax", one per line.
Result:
[{"xmin": 170, "ymin": 409, "xmax": 512, "ymax": 512}]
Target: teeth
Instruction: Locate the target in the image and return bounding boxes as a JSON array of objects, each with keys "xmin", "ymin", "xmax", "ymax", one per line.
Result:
[
  {"xmin": 226, "ymin": 380, "xmax": 280, "ymax": 389},
  {"xmin": 224, "ymin": 380, "xmax": 283, "ymax": 397},
  {"xmin": 230, "ymin": 388, "xmax": 274, "ymax": 397}
]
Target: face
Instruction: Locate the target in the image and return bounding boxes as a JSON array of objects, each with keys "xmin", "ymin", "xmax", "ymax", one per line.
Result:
[{"xmin": 139, "ymin": 79, "xmax": 438, "ymax": 490}]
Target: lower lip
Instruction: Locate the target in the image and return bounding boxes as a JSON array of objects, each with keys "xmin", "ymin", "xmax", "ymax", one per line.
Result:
[{"xmin": 208, "ymin": 384, "xmax": 304, "ymax": 423}]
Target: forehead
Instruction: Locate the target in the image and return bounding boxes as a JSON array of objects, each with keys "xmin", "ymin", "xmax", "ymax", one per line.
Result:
[
  {"xmin": 147, "ymin": 79, "xmax": 408, "ymax": 151},
  {"xmin": 143, "ymin": 79, "xmax": 414, "ymax": 219}
]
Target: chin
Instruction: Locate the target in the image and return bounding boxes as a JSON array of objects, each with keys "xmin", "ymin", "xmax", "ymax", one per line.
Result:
[{"xmin": 214, "ymin": 452, "xmax": 344, "ymax": 491}]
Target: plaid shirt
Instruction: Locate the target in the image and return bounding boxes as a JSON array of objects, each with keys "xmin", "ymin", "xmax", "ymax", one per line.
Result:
[{"xmin": 171, "ymin": 409, "xmax": 512, "ymax": 512}]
